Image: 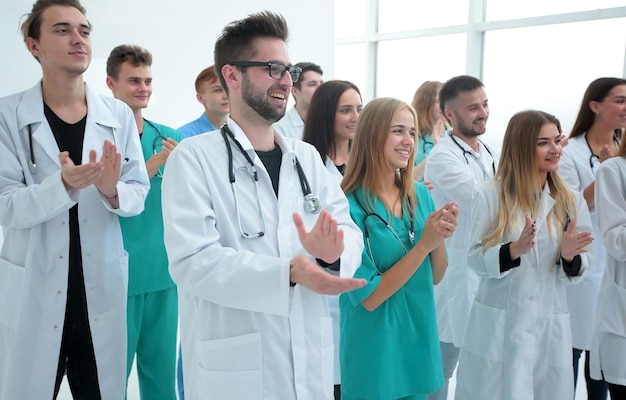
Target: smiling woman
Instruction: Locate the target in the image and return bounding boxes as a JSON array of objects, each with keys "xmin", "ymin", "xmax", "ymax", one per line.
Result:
[
  {"xmin": 455, "ymin": 110, "xmax": 594, "ymax": 400},
  {"xmin": 339, "ymin": 97, "xmax": 458, "ymax": 400}
]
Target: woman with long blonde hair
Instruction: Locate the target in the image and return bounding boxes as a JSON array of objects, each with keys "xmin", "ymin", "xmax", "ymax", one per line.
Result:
[
  {"xmin": 455, "ymin": 110, "xmax": 594, "ymax": 400},
  {"xmin": 340, "ymin": 98, "xmax": 458, "ymax": 399}
]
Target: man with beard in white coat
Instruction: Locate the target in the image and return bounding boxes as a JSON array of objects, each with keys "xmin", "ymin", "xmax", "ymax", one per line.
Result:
[
  {"xmin": 161, "ymin": 11, "xmax": 366, "ymax": 400},
  {"xmin": 0, "ymin": 0, "xmax": 149, "ymax": 399},
  {"xmin": 424, "ymin": 75, "xmax": 500, "ymax": 400}
]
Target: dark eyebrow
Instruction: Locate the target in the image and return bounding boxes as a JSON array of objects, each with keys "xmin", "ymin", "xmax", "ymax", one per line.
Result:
[
  {"xmin": 536, "ymin": 134, "xmax": 561, "ymax": 141},
  {"xmin": 51, "ymin": 22, "xmax": 91, "ymax": 30}
]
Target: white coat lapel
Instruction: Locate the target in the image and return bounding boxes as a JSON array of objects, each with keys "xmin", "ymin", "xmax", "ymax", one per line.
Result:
[
  {"xmin": 82, "ymin": 84, "xmax": 122, "ymax": 164},
  {"xmin": 532, "ymin": 184, "xmax": 555, "ymax": 265},
  {"xmin": 16, "ymin": 83, "xmax": 61, "ymax": 171}
]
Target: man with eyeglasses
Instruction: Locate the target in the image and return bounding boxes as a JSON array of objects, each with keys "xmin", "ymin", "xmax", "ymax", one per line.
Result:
[
  {"xmin": 161, "ymin": 10, "xmax": 365, "ymax": 400},
  {"xmin": 274, "ymin": 61, "xmax": 324, "ymax": 139},
  {"xmin": 106, "ymin": 44, "xmax": 181, "ymax": 400},
  {"xmin": 0, "ymin": 1, "xmax": 149, "ymax": 399}
]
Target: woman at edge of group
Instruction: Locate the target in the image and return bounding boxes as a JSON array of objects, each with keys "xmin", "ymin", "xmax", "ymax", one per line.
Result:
[
  {"xmin": 454, "ymin": 110, "xmax": 594, "ymax": 400},
  {"xmin": 339, "ymin": 97, "xmax": 459, "ymax": 400},
  {"xmin": 302, "ymin": 79, "xmax": 362, "ymax": 400},
  {"xmin": 560, "ymin": 77, "xmax": 626, "ymax": 399},
  {"xmin": 590, "ymin": 136, "xmax": 626, "ymax": 399},
  {"xmin": 411, "ymin": 81, "xmax": 448, "ymax": 182}
]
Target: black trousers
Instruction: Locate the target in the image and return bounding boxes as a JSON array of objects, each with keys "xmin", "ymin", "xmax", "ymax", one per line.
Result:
[
  {"xmin": 572, "ymin": 348, "xmax": 608, "ymax": 400},
  {"xmin": 53, "ymin": 318, "xmax": 101, "ymax": 400},
  {"xmin": 608, "ymin": 382, "xmax": 626, "ymax": 398}
]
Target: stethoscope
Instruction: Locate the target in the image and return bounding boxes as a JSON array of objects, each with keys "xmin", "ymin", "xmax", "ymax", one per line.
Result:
[
  {"xmin": 220, "ymin": 124, "xmax": 321, "ymax": 239},
  {"xmin": 353, "ymin": 192, "xmax": 415, "ymax": 275},
  {"xmin": 422, "ymin": 136, "xmax": 435, "ymax": 156},
  {"xmin": 584, "ymin": 132, "xmax": 620, "ymax": 171},
  {"xmin": 27, "ymin": 123, "xmax": 125, "ymax": 174},
  {"xmin": 143, "ymin": 119, "xmax": 168, "ymax": 178},
  {"xmin": 449, "ymin": 133, "xmax": 495, "ymax": 178}
]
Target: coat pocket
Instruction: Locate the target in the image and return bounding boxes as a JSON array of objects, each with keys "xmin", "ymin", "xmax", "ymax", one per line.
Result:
[
  {"xmin": 0, "ymin": 257, "xmax": 25, "ymax": 329},
  {"xmin": 598, "ymin": 279, "xmax": 626, "ymax": 338},
  {"xmin": 196, "ymin": 332, "xmax": 263, "ymax": 400},
  {"xmin": 462, "ymin": 300, "xmax": 506, "ymax": 361}
]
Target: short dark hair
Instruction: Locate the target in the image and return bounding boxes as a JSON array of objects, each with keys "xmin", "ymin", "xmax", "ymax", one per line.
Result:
[
  {"xmin": 302, "ymin": 80, "xmax": 361, "ymax": 162},
  {"xmin": 439, "ymin": 75, "xmax": 484, "ymax": 113},
  {"xmin": 194, "ymin": 65, "xmax": 219, "ymax": 92},
  {"xmin": 21, "ymin": 0, "xmax": 88, "ymax": 42},
  {"xmin": 106, "ymin": 44, "xmax": 152, "ymax": 80},
  {"xmin": 292, "ymin": 62, "xmax": 323, "ymax": 90},
  {"xmin": 214, "ymin": 11, "xmax": 289, "ymax": 94}
]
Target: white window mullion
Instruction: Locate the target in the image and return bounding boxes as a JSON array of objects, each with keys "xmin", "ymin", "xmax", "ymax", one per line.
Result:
[{"xmin": 466, "ymin": 0, "xmax": 486, "ymax": 79}]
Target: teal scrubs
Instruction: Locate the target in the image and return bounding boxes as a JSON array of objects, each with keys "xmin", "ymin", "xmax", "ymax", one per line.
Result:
[
  {"xmin": 414, "ymin": 131, "xmax": 448, "ymax": 181},
  {"xmin": 414, "ymin": 134, "xmax": 436, "ymax": 166},
  {"xmin": 120, "ymin": 120, "xmax": 182, "ymax": 399},
  {"xmin": 340, "ymin": 183, "xmax": 443, "ymax": 400}
]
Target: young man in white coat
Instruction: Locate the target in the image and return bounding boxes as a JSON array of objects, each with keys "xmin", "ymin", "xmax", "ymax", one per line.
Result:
[
  {"xmin": 424, "ymin": 75, "xmax": 500, "ymax": 400},
  {"xmin": 0, "ymin": 1, "xmax": 149, "ymax": 399},
  {"xmin": 274, "ymin": 62, "xmax": 324, "ymax": 139},
  {"xmin": 161, "ymin": 11, "xmax": 366, "ymax": 400}
]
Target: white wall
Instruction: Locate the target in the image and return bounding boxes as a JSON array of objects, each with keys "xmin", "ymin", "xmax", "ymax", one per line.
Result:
[{"xmin": 0, "ymin": 0, "xmax": 335, "ymax": 128}]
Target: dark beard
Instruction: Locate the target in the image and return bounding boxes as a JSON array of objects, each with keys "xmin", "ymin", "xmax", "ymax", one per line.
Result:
[
  {"xmin": 456, "ymin": 123, "xmax": 483, "ymax": 138},
  {"xmin": 242, "ymin": 72, "xmax": 285, "ymax": 123}
]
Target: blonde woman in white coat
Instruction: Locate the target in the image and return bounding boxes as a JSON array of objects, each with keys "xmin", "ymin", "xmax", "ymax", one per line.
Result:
[
  {"xmin": 559, "ymin": 77, "xmax": 625, "ymax": 399},
  {"xmin": 455, "ymin": 110, "xmax": 594, "ymax": 400},
  {"xmin": 303, "ymin": 80, "xmax": 362, "ymax": 399},
  {"xmin": 591, "ymin": 137, "xmax": 626, "ymax": 398}
]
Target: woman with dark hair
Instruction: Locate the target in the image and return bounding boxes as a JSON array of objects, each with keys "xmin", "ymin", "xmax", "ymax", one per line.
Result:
[
  {"xmin": 455, "ymin": 110, "xmax": 593, "ymax": 400},
  {"xmin": 302, "ymin": 79, "xmax": 362, "ymax": 399},
  {"xmin": 303, "ymin": 80, "xmax": 362, "ymax": 177},
  {"xmin": 591, "ymin": 135, "xmax": 626, "ymax": 399},
  {"xmin": 559, "ymin": 77, "xmax": 626, "ymax": 399},
  {"xmin": 340, "ymin": 98, "xmax": 458, "ymax": 399}
]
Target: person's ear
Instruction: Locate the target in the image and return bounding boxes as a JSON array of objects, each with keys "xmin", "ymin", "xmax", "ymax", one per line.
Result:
[
  {"xmin": 105, "ymin": 76, "xmax": 116, "ymax": 91},
  {"xmin": 222, "ymin": 64, "xmax": 240, "ymax": 91},
  {"xmin": 25, "ymin": 37, "xmax": 40, "ymax": 59},
  {"xmin": 589, "ymin": 100, "xmax": 600, "ymax": 115}
]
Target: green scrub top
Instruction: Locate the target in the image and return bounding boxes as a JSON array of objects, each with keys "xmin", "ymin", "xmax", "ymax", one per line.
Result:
[
  {"xmin": 340, "ymin": 183, "xmax": 443, "ymax": 399},
  {"xmin": 119, "ymin": 120, "xmax": 183, "ymax": 296}
]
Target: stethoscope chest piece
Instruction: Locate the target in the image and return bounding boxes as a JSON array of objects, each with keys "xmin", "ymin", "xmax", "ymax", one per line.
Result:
[{"xmin": 303, "ymin": 193, "xmax": 321, "ymax": 214}]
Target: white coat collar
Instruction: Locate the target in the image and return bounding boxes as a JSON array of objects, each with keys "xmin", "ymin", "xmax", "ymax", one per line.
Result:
[
  {"xmin": 225, "ymin": 116, "xmax": 297, "ymax": 160},
  {"xmin": 16, "ymin": 81, "xmax": 122, "ymax": 132}
]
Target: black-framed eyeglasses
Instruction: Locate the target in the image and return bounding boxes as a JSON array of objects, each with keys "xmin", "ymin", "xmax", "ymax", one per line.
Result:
[{"xmin": 229, "ymin": 61, "xmax": 302, "ymax": 83}]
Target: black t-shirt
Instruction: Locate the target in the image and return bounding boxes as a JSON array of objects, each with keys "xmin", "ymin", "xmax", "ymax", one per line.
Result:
[
  {"xmin": 255, "ymin": 144, "xmax": 282, "ymax": 197},
  {"xmin": 44, "ymin": 103, "xmax": 89, "ymax": 324}
]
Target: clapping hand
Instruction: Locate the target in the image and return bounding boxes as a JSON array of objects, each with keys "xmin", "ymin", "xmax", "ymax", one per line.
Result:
[{"xmin": 560, "ymin": 219, "xmax": 593, "ymax": 262}]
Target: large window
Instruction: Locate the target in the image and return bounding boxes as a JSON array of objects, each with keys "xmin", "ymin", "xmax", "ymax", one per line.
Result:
[{"xmin": 335, "ymin": 0, "xmax": 626, "ymax": 145}]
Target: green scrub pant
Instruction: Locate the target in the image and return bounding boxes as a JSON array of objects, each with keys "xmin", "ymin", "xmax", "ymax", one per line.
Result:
[{"xmin": 126, "ymin": 286, "xmax": 178, "ymax": 400}]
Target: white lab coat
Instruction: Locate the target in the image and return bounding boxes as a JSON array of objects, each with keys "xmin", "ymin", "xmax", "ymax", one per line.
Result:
[
  {"xmin": 274, "ymin": 106, "xmax": 304, "ymax": 139},
  {"xmin": 559, "ymin": 134, "xmax": 607, "ymax": 350},
  {"xmin": 0, "ymin": 82, "xmax": 149, "ymax": 400},
  {"xmin": 161, "ymin": 118, "xmax": 363, "ymax": 400},
  {"xmin": 324, "ymin": 156, "xmax": 344, "ymax": 385},
  {"xmin": 424, "ymin": 134, "xmax": 500, "ymax": 347},
  {"xmin": 590, "ymin": 156, "xmax": 626, "ymax": 385},
  {"xmin": 455, "ymin": 181, "xmax": 592, "ymax": 400}
]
